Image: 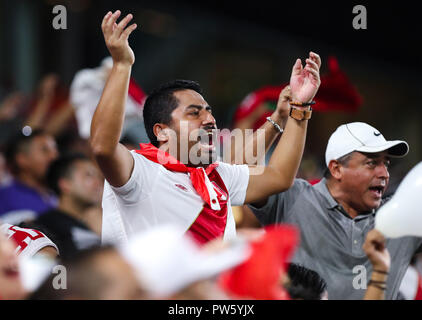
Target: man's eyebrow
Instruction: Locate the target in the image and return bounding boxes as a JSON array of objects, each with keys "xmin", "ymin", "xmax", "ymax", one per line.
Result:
[
  {"xmin": 363, "ymin": 152, "xmax": 391, "ymax": 160},
  {"xmin": 185, "ymin": 105, "xmax": 212, "ymax": 111}
]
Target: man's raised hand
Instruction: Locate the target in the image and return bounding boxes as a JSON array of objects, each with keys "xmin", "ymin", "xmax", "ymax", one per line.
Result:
[
  {"xmin": 289, "ymin": 52, "xmax": 321, "ymax": 103},
  {"xmin": 101, "ymin": 10, "xmax": 137, "ymax": 66}
]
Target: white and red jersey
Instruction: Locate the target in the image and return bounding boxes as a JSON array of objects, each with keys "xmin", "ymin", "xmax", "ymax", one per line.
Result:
[
  {"xmin": 0, "ymin": 223, "xmax": 59, "ymax": 258},
  {"xmin": 101, "ymin": 151, "xmax": 249, "ymax": 246}
]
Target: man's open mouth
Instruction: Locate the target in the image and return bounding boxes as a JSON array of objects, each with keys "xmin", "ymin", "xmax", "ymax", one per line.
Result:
[
  {"xmin": 368, "ymin": 185, "xmax": 385, "ymax": 198},
  {"xmin": 197, "ymin": 129, "xmax": 217, "ymax": 151},
  {"xmin": 2, "ymin": 264, "xmax": 20, "ymax": 279}
]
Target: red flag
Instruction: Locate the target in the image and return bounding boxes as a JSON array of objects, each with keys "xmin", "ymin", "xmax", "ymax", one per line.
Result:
[
  {"xmin": 128, "ymin": 78, "xmax": 147, "ymax": 107},
  {"xmin": 233, "ymin": 56, "xmax": 363, "ymax": 130},
  {"xmin": 218, "ymin": 225, "xmax": 299, "ymax": 300}
]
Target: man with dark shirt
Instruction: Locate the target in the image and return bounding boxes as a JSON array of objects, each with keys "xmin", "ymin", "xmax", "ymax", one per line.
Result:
[
  {"xmin": 0, "ymin": 129, "xmax": 58, "ymax": 224},
  {"xmin": 24, "ymin": 154, "xmax": 103, "ymax": 259}
]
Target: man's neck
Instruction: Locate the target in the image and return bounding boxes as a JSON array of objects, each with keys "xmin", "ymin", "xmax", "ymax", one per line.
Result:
[
  {"xmin": 325, "ymin": 179, "xmax": 360, "ymax": 219},
  {"xmin": 16, "ymin": 173, "xmax": 47, "ymax": 195},
  {"xmin": 58, "ymin": 196, "xmax": 90, "ymax": 222}
]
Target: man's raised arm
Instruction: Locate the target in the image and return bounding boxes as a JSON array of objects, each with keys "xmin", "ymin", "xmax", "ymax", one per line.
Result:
[
  {"xmin": 230, "ymin": 86, "xmax": 291, "ymax": 165},
  {"xmin": 245, "ymin": 52, "xmax": 321, "ymax": 204},
  {"xmin": 90, "ymin": 10, "xmax": 137, "ymax": 187}
]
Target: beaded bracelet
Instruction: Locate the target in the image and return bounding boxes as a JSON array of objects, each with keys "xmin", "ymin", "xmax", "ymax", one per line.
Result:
[
  {"xmin": 368, "ymin": 280, "xmax": 387, "ymax": 291},
  {"xmin": 373, "ymin": 269, "xmax": 389, "ymax": 275}
]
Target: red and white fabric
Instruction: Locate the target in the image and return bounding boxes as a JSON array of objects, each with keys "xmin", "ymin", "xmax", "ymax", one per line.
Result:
[
  {"xmin": 399, "ymin": 265, "xmax": 422, "ymax": 300},
  {"xmin": 101, "ymin": 149, "xmax": 249, "ymax": 246},
  {"xmin": 0, "ymin": 223, "xmax": 59, "ymax": 258}
]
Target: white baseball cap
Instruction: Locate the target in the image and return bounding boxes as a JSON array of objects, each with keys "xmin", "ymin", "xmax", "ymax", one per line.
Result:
[{"xmin": 325, "ymin": 122, "xmax": 409, "ymax": 167}]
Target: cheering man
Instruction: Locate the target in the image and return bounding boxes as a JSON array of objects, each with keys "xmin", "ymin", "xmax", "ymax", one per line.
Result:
[{"xmin": 91, "ymin": 10, "xmax": 321, "ymax": 245}]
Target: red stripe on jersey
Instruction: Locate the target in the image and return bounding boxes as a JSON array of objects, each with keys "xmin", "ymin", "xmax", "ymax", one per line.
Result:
[{"xmin": 186, "ymin": 169, "xmax": 229, "ymax": 245}]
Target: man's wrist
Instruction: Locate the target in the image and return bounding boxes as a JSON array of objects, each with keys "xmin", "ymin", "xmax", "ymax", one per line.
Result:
[
  {"xmin": 266, "ymin": 116, "xmax": 284, "ymax": 134},
  {"xmin": 291, "ymin": 94, "xmax": 314, "ymax": 105},
  {"xmin": 270, "ymin": 112, "xmax": 285, "ymax": 126},
  {"xmin": 113, "ymin": 61, "xmax": 133, "ymax": 70},
  {"xmin": 371, "ymin": 269, "xmax": 389, "ymax": 282}
]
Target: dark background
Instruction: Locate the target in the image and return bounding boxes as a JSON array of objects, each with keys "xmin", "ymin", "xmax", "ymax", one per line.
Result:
[{"xmin": 0, "ymin": 0, "xmax": 421, "ymax": 185}]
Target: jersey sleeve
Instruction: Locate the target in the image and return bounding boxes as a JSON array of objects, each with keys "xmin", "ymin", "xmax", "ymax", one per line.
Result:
[
  {"xmin": 108, "ymin": 150, "xmax": 156, "ymax": 205},
  {"xmin": 0, "ymin": 223, "xmax": 59, "ymax": 258},
  {"xmin": 215, "ymin": 162, "xmax": 249, "ymax": 206}
]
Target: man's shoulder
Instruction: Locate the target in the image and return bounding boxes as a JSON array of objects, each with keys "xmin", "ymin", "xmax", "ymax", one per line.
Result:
[
  {"xmin": 0, "ymin": 180, "xmax": 20, "ymax": 193},
  {"xmin": 215, "ymin": 161, "xmax": 248, "ymax": 171},
  {"xmin": 33, "ymin": 209, "xmax": 69, "ymax": 225},
  {"xmin": 286, "ymin": 178, "xmax": 315, "ymax": 193}
]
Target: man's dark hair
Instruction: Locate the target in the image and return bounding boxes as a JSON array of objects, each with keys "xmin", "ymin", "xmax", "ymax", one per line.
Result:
[
  {"xmin": 323, "ymin": 152, "xmax": 354, "ymax": 179},
  {"xmin": 46, "ymin": 153, "xmax": 89, "ymax": 196},
  {"xmin": 28, "ymin": 245, "xmax": 115, "ymax": 300},
  {"xmin": 143, "ymin": 79, "xmax": 203, "ymax": 147},
  {"xmin": 3, "ymin": 128, "xmax": 48, "ymax": 175},
  {"xmin": 286, "ymin": 263, "xmax": 327, "ymax": 300}
]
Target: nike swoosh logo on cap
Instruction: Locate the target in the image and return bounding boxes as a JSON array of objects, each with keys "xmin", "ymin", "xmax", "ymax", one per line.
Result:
[{"xmin": 374, "ymin": 131, "xmax": 381, "ymax": 136}]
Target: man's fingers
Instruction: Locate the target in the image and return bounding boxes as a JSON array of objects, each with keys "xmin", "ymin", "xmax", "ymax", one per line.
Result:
[
  {"xmin": 305, "ymin": 58, "xmax": 319, "ymax": 71},
  {"xmin": 116, "ymin": 13, "xmax": 133, "ymax": 36},
  {"xmin": 309, "ymin": 51, "xmax": 321, "ymax": 68},
  {"xmin": 102, "ymin": 11, "xmax": 112, "ymax": 31},
  {"xmin": 292, "ymin": 59, "xmax": 302, "ymax": 76},
  {"xmin": 305, "ymin": 65, "xmax": 319, "ymax": 80},
  {"xmin": 106, "ymin": 10, "xmax": 121, "ymax": 33},
  {"xmin": 121, "ymin": 23, "xmax": 138, "ymax": 40}
]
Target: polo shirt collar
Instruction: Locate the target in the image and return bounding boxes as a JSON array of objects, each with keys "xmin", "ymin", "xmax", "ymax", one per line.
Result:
[
  {"xmin": 313, "ymin": 178, "xmax": 339, "ymax": 209},
  {"xmin": 313, "ymin": 178, "xmax": 375, "ymax": 220}
]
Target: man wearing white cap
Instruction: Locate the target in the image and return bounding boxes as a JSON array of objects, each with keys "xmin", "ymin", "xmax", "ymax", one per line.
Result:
[{"xmin": 249, "ymin": 122, "xmax": 422, "ymax": 299}]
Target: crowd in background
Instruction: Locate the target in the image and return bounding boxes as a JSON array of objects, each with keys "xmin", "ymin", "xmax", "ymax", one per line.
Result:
[{"xmin": 1, "ymin": 63, "xmax": 421, "ymax": 301}]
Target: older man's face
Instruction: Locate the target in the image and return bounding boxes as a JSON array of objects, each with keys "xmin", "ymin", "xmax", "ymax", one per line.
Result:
[{"xmin": 339, "ymin": 151, "xmax": 390, "ymax": 212}]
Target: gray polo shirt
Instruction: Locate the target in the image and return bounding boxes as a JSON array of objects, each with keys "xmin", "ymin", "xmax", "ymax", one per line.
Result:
[{"xmin": 249, "ymin": 178, "xmax": 422, "ymax": 300}]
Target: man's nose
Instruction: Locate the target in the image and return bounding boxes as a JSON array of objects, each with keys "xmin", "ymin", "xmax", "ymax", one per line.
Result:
[
  {"xmin": 377, "ymin": 163, "xmax": 390, "ymax": 179},
  {"xmin": 202, "ymin": 111, "xmax": 216, "ymax": 127}
]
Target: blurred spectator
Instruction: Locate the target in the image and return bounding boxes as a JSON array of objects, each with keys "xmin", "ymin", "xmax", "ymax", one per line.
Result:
[
  {"xmin": 0, "ymin": 74, "xmax": 78, "ymax": 150},
  {"xmin": 120, "ymin": 225, "xmax": 249, "ymax": 300},
  {"xmin": 285, "ymin": 263, "xmax": 328, "ymax": 300},
  {"xmin": 0, "ymin": 91, "xmax": 26, "ymax": 147},
  {"xmin": 70, "ymin": 56, "xmax": 149, "ymax": 143},
  {"xmin": 0, "ymin": 230, "xmax": 26, "ymax": 300},
  {"xmin": 0, "ymin": 152, "xmax": 12, "ymax": 186},
  {"xmin": 29, "ymin": 246, "xmax": 147, "ymax": 300},
  {"xmin": 0, "ymin": 129, "xmax": 58, "ymax": 224},
  {"xmin": 22, "ymin": 153, "xmax": 103, "ymax": 260}
]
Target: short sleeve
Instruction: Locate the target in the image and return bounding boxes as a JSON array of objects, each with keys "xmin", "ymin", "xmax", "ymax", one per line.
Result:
[
  {"xmin": 108, "ymin": 151, "xmax": 156, "ymax": 204},
  {"xmin": 248, "ymin": 178, "xmax": 310, "ymax": 225},
  {"xmin": 215, "ymin": 162, "xmax": 249, "ymax": 206}
]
